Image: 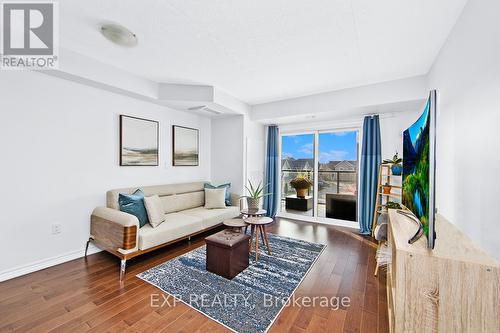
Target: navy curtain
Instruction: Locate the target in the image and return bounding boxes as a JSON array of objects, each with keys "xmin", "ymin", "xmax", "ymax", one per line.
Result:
[
  {"xmin": 359, "ymin": 115, "xmax": 381, "ymax": 235},
  {"xmin": 263, "ymin": 125, "xmax": 279, "ymax": 218}
]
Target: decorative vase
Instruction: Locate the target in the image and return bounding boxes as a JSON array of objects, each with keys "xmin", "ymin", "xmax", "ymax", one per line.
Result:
[
  {"xmin": 296, "ymin": 188, "xmax": 308, "ymax": 198},
  {"xmin": 391, "ymin": 164, "xmax": 402, "ymax": 175},
  {"xmin": 246, "ymin": 197, "xmax": 260, "ymax": 210},
  {"xmin": 383, "ymin": 185, "xmax": 392, "ymax": 194}
]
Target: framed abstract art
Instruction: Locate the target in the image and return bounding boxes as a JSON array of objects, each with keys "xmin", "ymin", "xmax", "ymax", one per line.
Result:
[
  {"xmin": 172, "ymin": 125, "xmax": 199, "ymax": 166},
  {"xmin": 120, "ymin": 115, "xmax": 159, "ymax": 166}
]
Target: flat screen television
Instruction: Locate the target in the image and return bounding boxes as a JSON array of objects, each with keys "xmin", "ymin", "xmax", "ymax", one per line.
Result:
[{"xmin": 402, "ymin": 90, "xmax": 437, "ymax": 249}]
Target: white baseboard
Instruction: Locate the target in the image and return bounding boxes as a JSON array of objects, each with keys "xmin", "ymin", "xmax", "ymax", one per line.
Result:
[{"xmin": 0, "ymin": 244, "xmax": 102, "ymax": 282}]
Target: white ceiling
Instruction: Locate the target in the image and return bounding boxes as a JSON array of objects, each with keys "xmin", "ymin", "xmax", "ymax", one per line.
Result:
[{"xmin": 60, "ymin": 0, "xmax": 467, "ymax": 105}]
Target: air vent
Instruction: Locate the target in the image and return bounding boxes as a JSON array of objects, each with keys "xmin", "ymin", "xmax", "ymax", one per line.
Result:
[{"xmin": 187, "ymin": 105, "xmax": 222, "ymax": 115}]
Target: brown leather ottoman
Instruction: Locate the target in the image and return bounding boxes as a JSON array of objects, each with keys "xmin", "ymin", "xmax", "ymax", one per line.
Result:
[{"xmin": 205, "ymin": 230, "xmax": 250, "ymax": 279}]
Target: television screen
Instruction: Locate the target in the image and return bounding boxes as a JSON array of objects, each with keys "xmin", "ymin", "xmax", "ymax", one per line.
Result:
[{"xmin": 402, "ymin": 90, "xmax": 437, "ymax": 249}]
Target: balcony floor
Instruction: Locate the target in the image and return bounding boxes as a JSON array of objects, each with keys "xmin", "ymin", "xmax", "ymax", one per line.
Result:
[{"xmin": 280, "ymin": 201, "xmax": 325, "ymax": 217}]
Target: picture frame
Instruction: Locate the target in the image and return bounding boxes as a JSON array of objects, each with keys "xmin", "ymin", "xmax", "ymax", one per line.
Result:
[
  {"xmin": 120, "ymin": 115, "xmax": 159, "ymax": 166},
  {"xmin": 172, "ymin": 125, "xmax": 199, "ymax": 166}
]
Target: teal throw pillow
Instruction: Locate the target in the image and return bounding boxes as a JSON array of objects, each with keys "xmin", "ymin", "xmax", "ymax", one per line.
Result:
[
  {"xmin": 204, "ymin": 183, "xmax": 231, "ymax": 206},
  {"xmin": 118, "ymin": 189, "xmax": 149, "ymax": 228}
]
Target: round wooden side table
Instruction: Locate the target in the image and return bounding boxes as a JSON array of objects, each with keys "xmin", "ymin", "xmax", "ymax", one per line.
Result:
[
  {"xmin": 240, "ymin": 208, "xmax": 267, "ymax": 217},
  {"xmin": 223, "ymin": 218, "xmax": 248, "ymax": 233},
  {"xmin": 240, "ymin": 209, "xmax": 266, "ymax": 234},
  {"xmin": 244, "ymin": 216, "xmax": 273, "ymax": 262}
]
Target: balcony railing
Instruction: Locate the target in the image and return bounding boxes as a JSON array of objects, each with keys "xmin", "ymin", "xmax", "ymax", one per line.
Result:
[{"xmin": 281, "ymin": 169, "xmax": 357, "ymax": 204}]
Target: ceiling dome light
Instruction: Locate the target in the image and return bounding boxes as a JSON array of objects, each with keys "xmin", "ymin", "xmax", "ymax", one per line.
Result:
[{"xmin": 100, "ymin": 23, "xmax": 138, "ymax": 47}]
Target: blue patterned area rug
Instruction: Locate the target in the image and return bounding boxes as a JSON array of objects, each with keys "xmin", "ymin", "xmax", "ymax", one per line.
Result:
[{"xmin": 137, "ymin": 233, "xmax": 326, "ymax": 333}]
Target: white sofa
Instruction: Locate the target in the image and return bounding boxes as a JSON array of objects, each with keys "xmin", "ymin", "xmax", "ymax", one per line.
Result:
[{"xmin": 86, "ymin": 181, "xmax": 240, "ymax": 279}]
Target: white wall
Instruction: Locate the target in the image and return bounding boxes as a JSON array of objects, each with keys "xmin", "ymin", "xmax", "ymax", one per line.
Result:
[
  {"xmin": 210, "ymin": 116, "xmax": 245, "ymax": 195},
  {"xmin": 210, "ymin": 114, "xmax": 265, "ymax": 198},
  {"xmin": 0, "ymin": 71, "xmax": 211, "ymax": 279},
  {"xmin": 379, "ymin": 110, "xmax": 422, "ymax": 160},
  {"xmin": 244, "ymin": 115, "xmax": 266, "ymax": 188},
  {"xmin": 251, "ymin": 75, "xmax": 427, "ymax": 123},
  {"xmin": 428, "ymin": 0, "xmax": 500, "ymax": 259}
]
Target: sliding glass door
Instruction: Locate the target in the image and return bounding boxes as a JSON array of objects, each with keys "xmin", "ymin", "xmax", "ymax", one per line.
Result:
[
  {"xmin": 317, "ymin": 131, "xmax": 358, "ymax": 221},
  {"xmin": 280, "ymin": 130, "xmax": 358, "ymax": 222},
  {"xmin": 280, "ymin": 133, "xmax": 315, "ymax": 217}
]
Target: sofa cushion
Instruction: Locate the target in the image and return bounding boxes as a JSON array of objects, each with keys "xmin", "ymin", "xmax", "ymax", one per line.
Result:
[
  {"xmin": 138, "ymin": 213, "xmax": 203, "ymax": 250},
  {"xmin": 107, "ymin": 182, "xmax": 205, "ymax": 210},
  {"xmin": 182, "ymin": 206, "xmax": 240, "ymax": 228},
  {"xmin": 118, "ymin": 189, "xmax": 149, "ymax": 228},
  {"xmin": 144, "ymin": 195, "xmax": 165, "ymax": 228},
  {"xmin": 160, "ymin": 191, "xmax": 204, "ymax": 214}
]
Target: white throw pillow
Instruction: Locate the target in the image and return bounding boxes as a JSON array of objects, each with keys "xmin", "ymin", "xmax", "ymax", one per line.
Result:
[
  {"xmin": 204, "ymin": 188, "xmax": 226, "ymax": 209},
  {"xmin": 144, "ymin": 195, "xmax": 166, "ymax": 228}
]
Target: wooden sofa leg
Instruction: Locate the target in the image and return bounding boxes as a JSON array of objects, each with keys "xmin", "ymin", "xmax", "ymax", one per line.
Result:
[{"xmin": 120, "ymin": 259, "xmax": 127, "ymax": 281}]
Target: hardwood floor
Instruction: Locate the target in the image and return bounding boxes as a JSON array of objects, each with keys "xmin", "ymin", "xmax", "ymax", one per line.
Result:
[{"xmin": 0, "ymin": 218, "xmax": 388, "ymax": 333}]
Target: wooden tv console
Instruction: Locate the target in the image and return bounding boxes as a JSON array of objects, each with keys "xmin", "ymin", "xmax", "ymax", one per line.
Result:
[{"xmin": 386, "ymin": 209, "xmax": 499, "ymax": 332}]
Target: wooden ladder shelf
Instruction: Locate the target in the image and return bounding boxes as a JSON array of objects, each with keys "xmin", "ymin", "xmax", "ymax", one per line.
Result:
[
  {"xmin": 371, "ymin": 164, "xmax": 401, "ymax": 237},
  {"xmin": 373, "ymin": 163, "xmax": 402, "ymax": 277}
]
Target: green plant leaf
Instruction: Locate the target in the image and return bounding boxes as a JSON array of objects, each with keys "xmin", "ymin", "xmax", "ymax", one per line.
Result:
[
  {"xmin": 249, "ymin": 181, "xmax": 255, "ymax": 195},
  {"xmin": 244, "ymin": 185, "xmax": 254, "ymax": 197},
  {"xmin": 245, "ymin": 180, "xmax": 269, "ymax": 198}
]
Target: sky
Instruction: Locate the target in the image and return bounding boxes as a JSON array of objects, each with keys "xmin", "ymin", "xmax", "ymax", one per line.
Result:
[{"xmin": 282, "ymin": 131, "xmax": 357, "ymax": 163}]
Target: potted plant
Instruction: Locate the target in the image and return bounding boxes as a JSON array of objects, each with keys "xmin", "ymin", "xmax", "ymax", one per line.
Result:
[
  {"xmin": 383, "ymin": 152, "xmax": 403, "ymax": 175},
  {"xmin": 382, "ymin": 182, "xmax": 392, "ymax": 194},
  {"xmin": 386, "ymin": 201, "xmax": 401, "ymax": 209},
  {"xmin": 241, "ymin": 180, "xmax": 271, "ymax": 210},
  {"xmin": 290, "ymin": 173, "xmax": 313, "ymax": 198}
]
